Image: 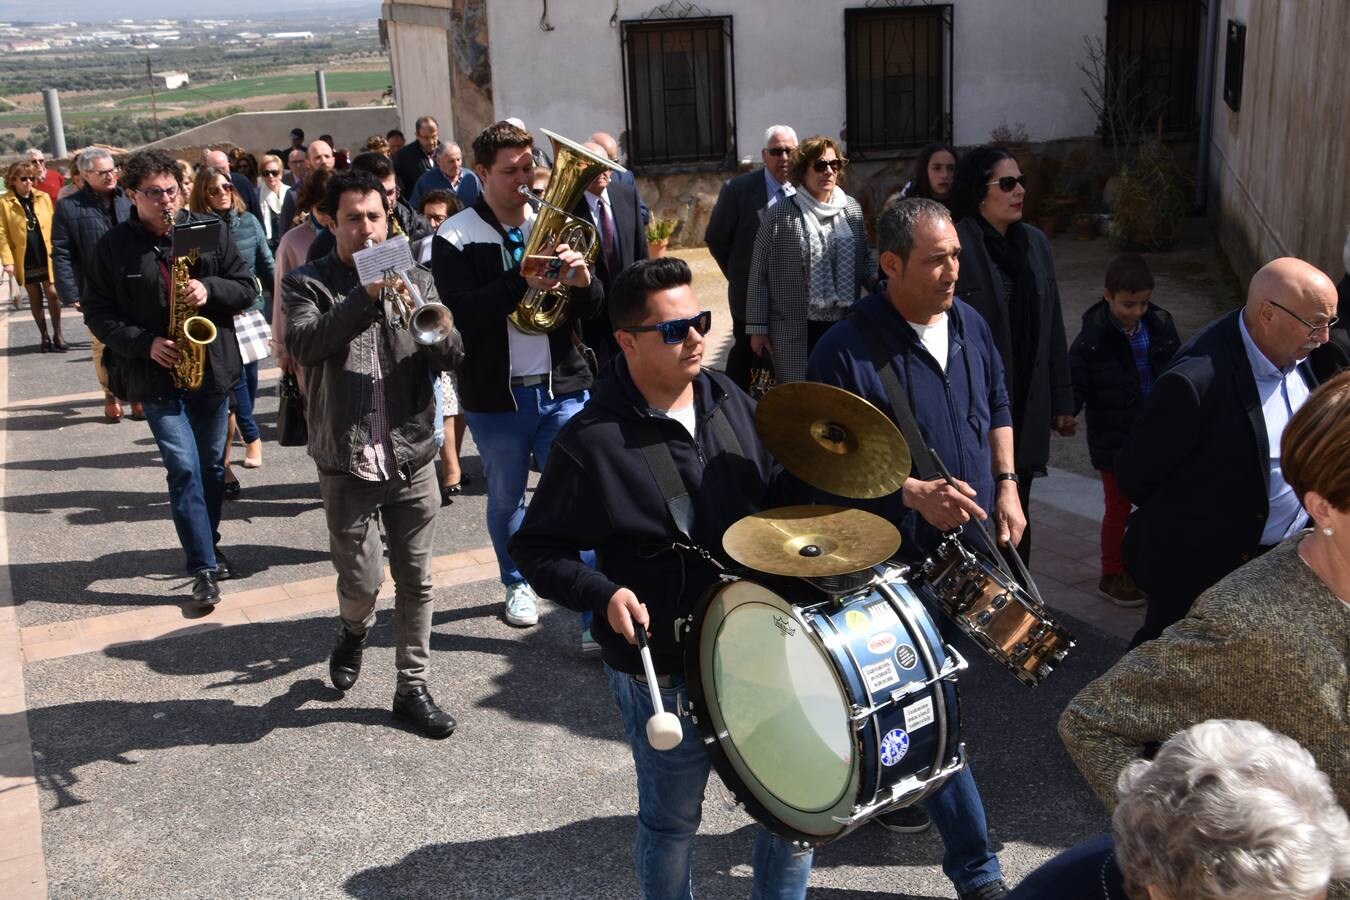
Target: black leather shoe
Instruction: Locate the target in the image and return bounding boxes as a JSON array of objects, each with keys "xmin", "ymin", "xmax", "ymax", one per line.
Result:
[
  {"xmin": 392, "ymin": 686, "xmax": 457, "ymax": 739},
  {"xmin": 329, "ymin": 627, "xmax": 366, "ymax": 691},
  {"xmin": 214, "ymin": 547, "xmax": 234, "ymax": 581},
  {"xmin": 958, "ymin": 880, "xmax": 1008, "ymax": 900},
  {"xmin": 191, "ymin": 571, "xmax": 220, "ymax": 609},
  {"xmin": 223, "ymin": 476, "xmax": 241, "ymax": 498}
]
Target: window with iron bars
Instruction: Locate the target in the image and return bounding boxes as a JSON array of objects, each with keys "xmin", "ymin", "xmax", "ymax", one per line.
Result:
[
  {"xmin": 1106, "ymin": 0, "xmax": 1205, "ymax": 138},
  {"xmin": 844, "ymin": 5, "xmax": 953, "ymax": 157},
  {"xmin": 621, "ymin": 16, "xmax": 736, "ymax": 171}
]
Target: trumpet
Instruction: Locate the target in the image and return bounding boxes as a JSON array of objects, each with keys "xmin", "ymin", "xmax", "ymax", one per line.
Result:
[{"xmin": 364, "ymin": 239, "xmax": 455, "ymax": 346}]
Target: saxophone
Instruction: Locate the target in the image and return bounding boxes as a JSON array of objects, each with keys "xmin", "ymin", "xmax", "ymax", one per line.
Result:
[{"xmin": 164, "ymin": 210, "xmax": 218, "ymax": 390}]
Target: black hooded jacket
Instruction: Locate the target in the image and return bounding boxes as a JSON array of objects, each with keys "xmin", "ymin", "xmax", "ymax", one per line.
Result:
[{"xmin": 509, "ymin": 357, "xmax": 782, "ymax": 676}]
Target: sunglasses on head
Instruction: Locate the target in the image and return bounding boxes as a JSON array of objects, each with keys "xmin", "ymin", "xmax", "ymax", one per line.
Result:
[
  {"xmin": 765, "ymin": 146, "xmax": 793, "ymax": 157},
  {"xmin": 624, "ymin": 311, "xmax": 712, "ymax": 343},
  {"xmin": 812, "ymin": 158, "xmax": 845, "ymax": 173},
  {"xmin": 987, "ymin": 175, "xmax": 1028, "ymax": 193}
]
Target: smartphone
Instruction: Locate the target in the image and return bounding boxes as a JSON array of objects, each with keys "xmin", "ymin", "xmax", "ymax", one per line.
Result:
[{"xmin": 521, "ymin": 254, "xmax": 564, "ymax": 280}]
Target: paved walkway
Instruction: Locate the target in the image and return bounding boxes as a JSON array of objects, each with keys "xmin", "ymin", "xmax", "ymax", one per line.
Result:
[{"xmin": 0, "ymin": 236, "xmax": 1238, "ymax": 898}]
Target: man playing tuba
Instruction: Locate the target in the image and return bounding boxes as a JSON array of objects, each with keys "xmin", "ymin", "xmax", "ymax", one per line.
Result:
[
  {"xmin": 82, "ymin": 149, "xmax": 256, "ymax": 608},
  {"xmin": 431, "ymin": 121, "xmax": 603, "ymax": 632}
]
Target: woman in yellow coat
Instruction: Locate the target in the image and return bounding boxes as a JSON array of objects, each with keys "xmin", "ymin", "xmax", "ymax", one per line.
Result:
[{"xmin": 0, "ymin": 160, "xmax": 63, "ymax": 351}]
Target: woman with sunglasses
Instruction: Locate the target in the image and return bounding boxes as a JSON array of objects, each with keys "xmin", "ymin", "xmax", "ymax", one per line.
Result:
[
  {"xmin": 950, "ymin": 145, "xmax": 1076, "ymax": 561},
  {"xmin": 190, "ymin": 167, "xmax": 276, "ymax": 491},
  {"xmin": 745, "ymin": 135, "xmax": 870, "ymax": 383},
  {"xmin": 0, "ymin": 161, "xmax": 63, "ymax": 351},
  {"xmin": 257, "ymin": 154, "xmax": 290, "ymax": 255}
]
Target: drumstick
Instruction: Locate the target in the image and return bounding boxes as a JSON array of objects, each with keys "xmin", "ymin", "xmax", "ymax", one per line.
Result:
[{"xmin": 635, "ymin": 628, "xmax": 683, "ymax": 751}]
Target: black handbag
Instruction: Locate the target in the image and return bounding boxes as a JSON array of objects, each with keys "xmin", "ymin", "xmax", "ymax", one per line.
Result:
[
  {"xmin": 747, "ymin": 350, "xmax": 778, "ymax": 400},
  {"xmin": 276, "ymin": 371, "xmax": 308, "ymax": 447}
]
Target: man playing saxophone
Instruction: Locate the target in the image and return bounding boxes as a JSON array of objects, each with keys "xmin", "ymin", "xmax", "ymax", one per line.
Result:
[
  {"xmin": 431, "ymin": 121, "xmax": 603, "ymax": 631},
  {"xmin": 82, "ymin": 149, "xmax": 256, "ymax": 608}
]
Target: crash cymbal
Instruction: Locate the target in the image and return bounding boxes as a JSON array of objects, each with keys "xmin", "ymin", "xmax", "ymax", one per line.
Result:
[
  {"xmin": 723, "ymin": 505, "xmax": 901, "ymax": 577},
  {"xmin": 755, "ymin": 382, "xmax": 910, "ymax": 499}
]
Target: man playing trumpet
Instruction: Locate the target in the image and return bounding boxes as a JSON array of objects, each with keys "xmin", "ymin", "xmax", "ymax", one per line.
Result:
[
  {"xmin": 82, "ymin": 149, "xmax": 255, "ymax": 609},
  {"xmin": 283, "ymin": 170, "xmax": 465, "ymax": 739}
]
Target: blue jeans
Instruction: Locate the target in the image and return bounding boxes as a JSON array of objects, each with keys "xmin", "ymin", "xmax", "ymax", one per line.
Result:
[
  {"xmin": 142, "ymin": 390, "xmax": 229, "ymax": 574},
  {"xmin": 605, "ymin": 664, "xmax": 813, "ymax": 900},
  {"xmin": 231, "ymin": 361, "xmax": 260, "ymax": 443},
  {"xmin": 922, "ymin": 764, "xmax": 1004, "ymax": 893},
  {"xmin": 464, "ymin": 384, "xmax": 587, "ymax": 585}
]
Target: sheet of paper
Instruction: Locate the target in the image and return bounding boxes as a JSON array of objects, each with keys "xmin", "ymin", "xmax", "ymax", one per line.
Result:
[{"xmin": 353, "ymin": 236, "xmax": 416, "ymax": 286}]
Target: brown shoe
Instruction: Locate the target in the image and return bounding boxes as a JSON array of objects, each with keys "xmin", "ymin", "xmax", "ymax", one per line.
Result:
[
  {"xmin": 129, "ymin": 401, "xmax": 145, "ymax": 421},
  {"xmin": 1098, "ymin": 573, "xmax": 1146, "ymax": 608},
  {"xmin": 104, "ymin": 396, "xmax": 123, "ymax": 423}
]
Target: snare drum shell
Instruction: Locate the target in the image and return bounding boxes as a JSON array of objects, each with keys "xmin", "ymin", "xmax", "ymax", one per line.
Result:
[{"xmin": 684, "ymin": 568, "xmax": 962, "ymax": 847}]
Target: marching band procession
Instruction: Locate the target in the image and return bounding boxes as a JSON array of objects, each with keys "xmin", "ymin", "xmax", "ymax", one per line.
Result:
[{"xmin": 4, "ymin": 96, "xmax": 1349, "ymax": 898}]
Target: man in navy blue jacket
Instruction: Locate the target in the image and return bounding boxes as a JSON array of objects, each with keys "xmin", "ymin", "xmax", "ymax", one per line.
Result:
[{"xmin": 806, "ymin": 197, "xmax": 1019, "ymax": 900}]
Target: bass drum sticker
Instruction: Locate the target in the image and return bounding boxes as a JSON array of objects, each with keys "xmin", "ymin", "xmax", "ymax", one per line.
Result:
[
  {"xmin": 866, "ymin": 632, "xmax": 897, "ymax": 655},
  {"xmin": 895, "ymin": 644, "xmax": 919, "ymax": 670},
  {"xmin": 880, "ymin": 728, "xmax": 910, "ymax": 766}
]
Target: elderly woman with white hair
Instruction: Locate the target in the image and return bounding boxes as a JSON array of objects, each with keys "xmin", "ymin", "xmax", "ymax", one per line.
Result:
[{"xmin": 1009, "ymin": 719, "xmax": 1350, "ymax": 900}]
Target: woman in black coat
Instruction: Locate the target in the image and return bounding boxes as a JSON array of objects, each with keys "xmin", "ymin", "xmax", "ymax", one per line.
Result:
[{"xmin": 950, "ymin": 145, "xmax": 1076, "ymax": 560}]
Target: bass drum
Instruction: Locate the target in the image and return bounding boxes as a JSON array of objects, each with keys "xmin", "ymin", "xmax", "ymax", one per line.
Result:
[{"xmin": 682, "ymin": 565, "xmax": 966, "ymax": 848}]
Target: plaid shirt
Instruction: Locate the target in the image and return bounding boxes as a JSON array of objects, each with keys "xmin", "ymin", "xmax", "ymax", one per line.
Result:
[
  {"xmin": 351, "ymin": 318, "xmax": 395, "ymax": 481},
  {"xmin": 1122, "ymin": 319, "xmax": 1153, "ymax": 398}
]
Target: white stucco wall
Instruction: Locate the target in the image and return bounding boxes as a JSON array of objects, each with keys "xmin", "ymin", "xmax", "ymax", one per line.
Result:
[
  {"xmin": 387, "ymin": 19, "xmax": 456, "ymax": 140},
  {"xmin": 486, "ymin": 0, "xmax": 1106, "ymax": 159}
]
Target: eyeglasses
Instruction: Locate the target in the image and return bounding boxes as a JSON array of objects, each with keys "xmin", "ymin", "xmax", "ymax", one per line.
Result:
[
  {"xmin": 987, "ymin": 175, "xmax": 1028, "ymax": 193},
  {"xmin": 262, "ymin": 169, "xmax": 281, "ymax": 177},
  {"xmin": 811, "ymin": 158, "xmax": 846, "ymax": 174},
  {"xmin": 623, "ymin": 311, "xmax": 712, "ymax": 344},
  {"xmin": 765, "ymin": 146, "xmax": 793, "ymax": 157},
  {"xmin": 1267, "ymin": 299, "xmax": 1338, "ymax": 337},
  {"xmin": 207, "ymin": 184, "xmax": 234, "ymax": 197},
  {"xmin": 91, "ymin": 167, "xmax": 118, "ymax": 177},
  {"xmin": 15, "ymin": 176, "xmax": 34, "ymax": 183},
  {"xmin": 135, "ymin": 185, "xmax": 179, "ymax": 201}
]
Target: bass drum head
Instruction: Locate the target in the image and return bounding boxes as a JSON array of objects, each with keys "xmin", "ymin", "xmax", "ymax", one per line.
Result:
[{"xmin": 687, "ymin": 578, "xmax": 859, "ymax": 842}]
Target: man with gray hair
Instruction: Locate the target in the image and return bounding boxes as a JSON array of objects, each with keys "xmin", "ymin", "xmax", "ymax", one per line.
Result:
[
  {"xmin": 704, "ymin": 124, "xmax": 798, "ymax": 389},
  {"xmin": 51, "ymin": 147, "xmax": 134, "ymax": 422},
  {"xmin": 588, "ymin": 130, "xmax": 649, "ymax": 225},
  {"xmin": 806, "ymin": 197, "xmax": 1019, "ymax": 900},
  {"xmin": 409, "ymin": 141, "xmax": 480, "ymax": 210},
  {"xmin": 26, "ymin": 148, "xmax": 63, "ymax": 203}
]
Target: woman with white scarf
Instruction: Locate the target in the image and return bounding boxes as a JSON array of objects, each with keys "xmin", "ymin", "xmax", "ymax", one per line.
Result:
[
  {"xmin": 257, "ymin": 154, "xmax": 290, "ymax": 257},
  {"xmin": 746, "ymin": 135, "xmax": 870, "ymax": 383}
]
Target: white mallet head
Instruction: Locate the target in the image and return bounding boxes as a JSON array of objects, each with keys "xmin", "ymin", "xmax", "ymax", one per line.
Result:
[{"xmin": 646, "ymin": 712, "xmax": 683, "ymax": 751}]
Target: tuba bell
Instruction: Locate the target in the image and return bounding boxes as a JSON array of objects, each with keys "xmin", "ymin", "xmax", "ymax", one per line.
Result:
[{"xmin": 509, "ymin": 129, "xmax": 625, "ymax": 334}]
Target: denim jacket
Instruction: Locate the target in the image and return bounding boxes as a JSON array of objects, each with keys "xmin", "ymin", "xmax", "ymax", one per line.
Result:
[{"xmin": 281, "ymin": 252, "xmax": 464, "ymax": 477}]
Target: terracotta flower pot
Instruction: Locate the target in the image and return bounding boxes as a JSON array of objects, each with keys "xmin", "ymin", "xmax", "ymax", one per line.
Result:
[{"xmin": 647, "ymin": 239, "xmax": 669, "ymax": 258}]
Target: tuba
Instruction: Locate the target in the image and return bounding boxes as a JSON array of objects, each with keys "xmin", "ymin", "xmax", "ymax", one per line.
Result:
[
  {"xmin": 164, "ymin": 210, "xmax": 218, "ymax": 390},
  {"xmin": 509, "ymin": 129, "xmax": 625, "ymax": 334}
]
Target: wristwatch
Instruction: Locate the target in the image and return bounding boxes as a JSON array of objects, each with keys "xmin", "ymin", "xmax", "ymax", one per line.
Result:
[{"xmin": 995, "ymin": 472, "xmax": 1020, "ymax": 484}]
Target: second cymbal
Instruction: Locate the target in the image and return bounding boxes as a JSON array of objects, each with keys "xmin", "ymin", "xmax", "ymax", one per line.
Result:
[
  {"xmin": 723, "ymin": 505, "xmax": 901, "ymax": 577},
  {"xmin": 755, "ymin": 382, "xmax": 910, "ymax": 500}
]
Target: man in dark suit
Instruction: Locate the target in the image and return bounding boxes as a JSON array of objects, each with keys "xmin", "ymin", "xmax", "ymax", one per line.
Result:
[
  {"xmin": 1116, "ymin": 257, "xmax": 1337, "ymax": 646},
  {"xmin": 392, "ymin": 115, "xmax": 442, "ymax": 201},
  {"xmin": 589, "ymin": 131, "xmax": 648, "ymax": 226},
  {"xmin": 704, "ymin": 125, "xmax": 798, "ymax": 390},
  {"xmin": 571, "ymin": 141, "xmax": 647, "ymax": 367}
]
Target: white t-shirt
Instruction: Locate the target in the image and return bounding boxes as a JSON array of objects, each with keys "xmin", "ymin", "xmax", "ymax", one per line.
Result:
[
  {"xmin": 507, "ymin": 213, "xmax": 552, "ymax": 377},
  {"xmin": 908, "ymin": 313, "xmax": 949, "ymax": 372},
  {"xmin": 657, "ymin": 402, "xmax": 697, "ymax": 439}
]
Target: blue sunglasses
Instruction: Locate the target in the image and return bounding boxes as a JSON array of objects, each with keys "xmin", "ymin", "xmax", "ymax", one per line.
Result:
[{"xmin": 623, "ymin": 311, "xmax": 712, "ymax": 343}]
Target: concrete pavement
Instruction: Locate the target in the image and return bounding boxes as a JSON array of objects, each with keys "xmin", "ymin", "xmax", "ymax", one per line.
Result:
[{"xmin": 0, "ymin": 234, "xmax": 1240, "ymax": 898}]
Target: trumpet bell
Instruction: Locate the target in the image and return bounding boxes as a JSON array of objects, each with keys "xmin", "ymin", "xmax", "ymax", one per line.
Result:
[{"xmin": 410, "ymin": 303, "xmax": 455, "ymax": 346}]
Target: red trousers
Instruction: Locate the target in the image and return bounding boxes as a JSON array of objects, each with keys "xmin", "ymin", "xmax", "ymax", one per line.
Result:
[{"xmin": 1100, "ymin": 469, "xmax": 1131, "ymax": 575}]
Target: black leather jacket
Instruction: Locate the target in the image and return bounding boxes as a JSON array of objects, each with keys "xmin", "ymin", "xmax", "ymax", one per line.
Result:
[{"xmin": 281, "ymin": 252, "xmax": 464, "ymax": 476}]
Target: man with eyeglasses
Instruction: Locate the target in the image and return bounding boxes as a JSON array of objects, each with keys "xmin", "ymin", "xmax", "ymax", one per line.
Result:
[
  {"xmin": 81, "ymin": 149, "xmax": 255, "ymax": 609},
  {"xmin": 393, "ymin": 115, "xmax": 442, "ymax": 202},
  {"xmin": 431, "ymin": 120, "xmax": 602, "ymax": 629},
  {"xmin": 510, "ymin": 257, "xmax": 814, "ymax": 899},
  {"xmin": 587, "ymin": 131, "xmax": 649, "ymax": 226},
  {"xmin": 1115, "ymin": 256, "xmax": 1338, "ymax": 646},
  {"xmin": 705, "ymin": 124, "xmax": 798, "ymax": 390},
  {"xmin": 51, "ymin": 147, "xmax": 135, "ymax": 421},
  {"xmin": 26, "ymin": 149, "xmax": 63, "ymax": 203}
]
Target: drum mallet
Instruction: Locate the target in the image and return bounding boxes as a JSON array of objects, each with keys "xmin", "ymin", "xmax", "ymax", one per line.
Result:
[{"xmin": 635, "ymin": 628, "xmax": 683, "ymax": 751}]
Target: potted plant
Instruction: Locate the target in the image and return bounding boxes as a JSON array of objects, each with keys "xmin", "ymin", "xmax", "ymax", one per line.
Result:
[
  {"xmin": 1032, "ymin": 196, "xmax": 1060, "ymax": 237},
  {"xmin": 646, "ymin": 217, "xmax": 678, "ymax": 258}
]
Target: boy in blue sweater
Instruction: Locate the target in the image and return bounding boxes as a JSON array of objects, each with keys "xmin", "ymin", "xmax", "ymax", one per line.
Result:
[{"xmin": 1068, "ymin": 253, "xmax": 1180, "ymax": 606}]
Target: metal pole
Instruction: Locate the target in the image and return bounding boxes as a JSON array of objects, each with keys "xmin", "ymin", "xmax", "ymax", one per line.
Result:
[
  {"xmin": 146, "ymin": 57, "xmax": 160, "ymax": 141},
  {"xmin": 315, "ymin": 69, "xmax": 329, "ymax": 110},
  {"xmin": 41, "ymin": 89, "xmax": 66, "ymax": 158}
]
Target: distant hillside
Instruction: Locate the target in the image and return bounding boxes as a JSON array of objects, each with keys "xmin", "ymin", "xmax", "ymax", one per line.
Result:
[{"xmin": 0, "ymin": 2, "xmax": 378, "ymax": 22}]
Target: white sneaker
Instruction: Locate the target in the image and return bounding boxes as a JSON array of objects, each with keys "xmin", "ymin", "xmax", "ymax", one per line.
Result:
[{"xmin": 504, "ymin": 582, "xmax": 539, "ymax": 627}]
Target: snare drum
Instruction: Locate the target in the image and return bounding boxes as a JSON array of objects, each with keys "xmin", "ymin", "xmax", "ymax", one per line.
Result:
[
  {"xmin": 921, "ymin": 536, "xmax": 1074, "ymax": 687},
  {"xmin": 682, "ymin": 565, "xmax": 966, "ymax": 848}
]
